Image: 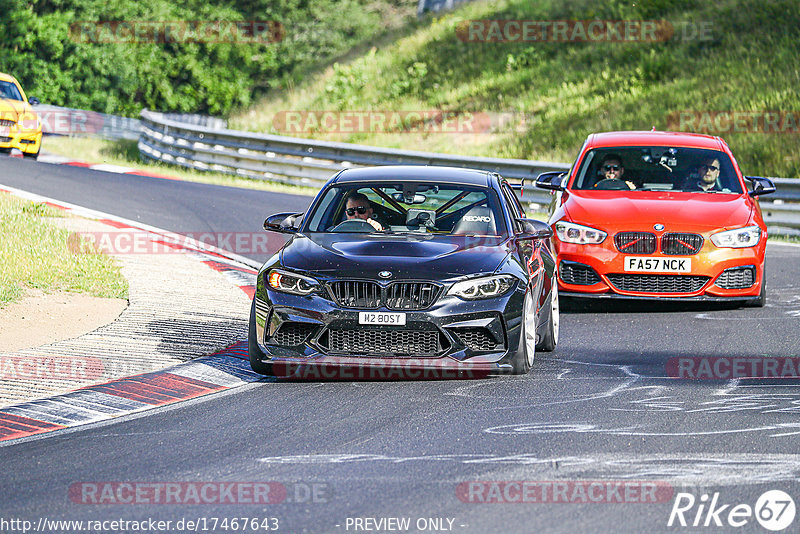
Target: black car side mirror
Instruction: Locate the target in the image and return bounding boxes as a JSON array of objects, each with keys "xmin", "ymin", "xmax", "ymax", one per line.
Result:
[
  {"xmin": 745, "ymin": 176, "xmax": 777, "ymax": 197},
  {"xmin": 516, "ymin": 218, "xmax": 553, "ymax": 240},
  {"xmin": 264, "ymin": 212, "xmax": 303, "ymax": 233},
  {"xmin": 535, "ymin": 171, "xmax": 567, "ymax": 191},
  {"xmin": 28, "ymin": 97, "xmax": 40, "ymax": 106}
]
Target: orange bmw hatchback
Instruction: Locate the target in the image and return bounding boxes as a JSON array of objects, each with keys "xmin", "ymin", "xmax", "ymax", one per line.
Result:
[{"xmin": 536, "ymin": 130, "xmax": 776, "ymax": 307}]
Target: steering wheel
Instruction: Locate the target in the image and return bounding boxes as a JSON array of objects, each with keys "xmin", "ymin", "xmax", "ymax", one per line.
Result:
[
  {"xmin": 331, "ymin": 219, "xmax": 379, "ymax": 233},
  {"xmin": 593, "ymin": 178, "xmax": 631, "ymax": 190}
]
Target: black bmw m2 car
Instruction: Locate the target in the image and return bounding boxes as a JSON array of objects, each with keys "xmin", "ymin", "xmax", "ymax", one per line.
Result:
[{"xmin": 249, "ymin": 165, "xmax": 559, "ymax": 377}]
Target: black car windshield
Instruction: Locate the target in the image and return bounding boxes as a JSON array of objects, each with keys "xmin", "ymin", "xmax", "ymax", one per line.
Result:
[
  {"xmin": 572, "ymin": 147, "xmax": 744, "ymax": 194},
  {"xmin": 304, "ymin": 182, "xmax": 507, "ymax": 236},
  {"xmin": 0, "ymin": 81, "xmax": 23, "ymax": 101}
]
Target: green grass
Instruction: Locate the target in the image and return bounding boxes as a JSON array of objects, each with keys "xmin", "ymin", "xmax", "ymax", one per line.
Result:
[
  {"xmin": 229, "ymin": 0, "xmax": 800, "ymax": 178},
  {"xmin": 0, "ymin": 193, "xmax": 129, "ymax": 307},
  {"xmin": 42, "ymin": 136, "xmax": 318, "ymax": 196}
]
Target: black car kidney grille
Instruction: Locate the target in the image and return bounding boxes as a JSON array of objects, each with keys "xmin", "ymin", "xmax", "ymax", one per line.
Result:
[
  {"xmin": 607, "ymin": 274, "xmax": 709, "ymax": 293},
  {"xmin": 0, "ymin": 119, "xmax": 15, "ymax": 127},
  {"xmin": 614, "ymin": 232, "xmax": 656, "ymax": 254},
  {"xmin": 661, "ymin": 233, "xmax": 704, "ymax": 255},
  {"xmin": 329, "ymin": 281, "xmax": 439, "ymax": 310},
  {"xmin": 329, "ymin": 281, "xmax": 381, "ymax": 308},
  {"xmin": 559, "ymin": 261, "xmax": 601, "ymax": 285},
  {"xmin": 385, "ymin": 282, "xmax": 440, "ymax": 310},
  {"xmin": 453, "ymin": 327, "xmax": 500, "ymax": 351},
  {"xmin": 271, "ymin": 322, "xmax": 318, "ymax": 346},
  {"xmin": 326, "ymin": 327, "xmax": 440, "ymax": 355},
  {"xmin": 714, "ymin": 266, "xmax": 755, "ymax": 289}
]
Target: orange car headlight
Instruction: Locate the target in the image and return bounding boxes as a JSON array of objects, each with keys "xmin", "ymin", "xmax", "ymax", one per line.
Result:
[
  {"xmin": 555, "ymin": 221, "xmax": 607, "ymax": 245},
  {"xmin": 710, "ymin": 226, "xmax": 761, "ymax": 248}
]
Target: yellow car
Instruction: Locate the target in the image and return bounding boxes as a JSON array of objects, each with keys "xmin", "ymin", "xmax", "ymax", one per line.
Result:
[{"xmin": 0, "ymin": 72, "xmax": 42, "ymax": 159}]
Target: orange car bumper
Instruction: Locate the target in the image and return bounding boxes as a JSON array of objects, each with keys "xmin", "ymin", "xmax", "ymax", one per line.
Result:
[{"xmin": 555, "ymin": 238, "xmax": 765, "ymax": 300}]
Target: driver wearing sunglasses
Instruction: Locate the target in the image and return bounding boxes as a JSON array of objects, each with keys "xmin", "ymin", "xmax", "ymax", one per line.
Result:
[
  {"xmin": 345, "ymin": 192, "xmax": 383, "ymax": 231},
  {"xmin": 686, "ymin": 157, "xmax": 722, "ymax": 191},
  {"xmin": 597, "ymin": 154, "xmax": 637, "ymax": 189}
]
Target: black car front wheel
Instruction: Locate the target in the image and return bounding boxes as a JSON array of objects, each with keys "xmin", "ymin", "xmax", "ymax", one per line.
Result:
[
  {"xmin": 536, "ymin": 287, "xmax": 559, "ymax": 352},
  {"xmin": 248, "ymin": 300, "xmax": 274, "ymax": 375},
  {"xmin": 511, "ymin": 289, "xmax": 537, "ymax": 375}
]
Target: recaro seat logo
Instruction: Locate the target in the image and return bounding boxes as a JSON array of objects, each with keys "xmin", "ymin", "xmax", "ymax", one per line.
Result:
[
  {"xmin": 668, "ymin": 490, "xmax": 796, "ymax": 530},
  {"xmin": 463, "ymin": 215, "xmax": 491, "ymax": 223}
]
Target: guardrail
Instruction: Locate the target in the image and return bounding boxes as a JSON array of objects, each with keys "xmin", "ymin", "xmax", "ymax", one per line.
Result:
[
  {"xmin": 138, "ymin": 109, "xmax": 800, "ymax": 236},
  {"xmin": 35, "ymin": 105, "xmax": 227, "ymax": 141}
]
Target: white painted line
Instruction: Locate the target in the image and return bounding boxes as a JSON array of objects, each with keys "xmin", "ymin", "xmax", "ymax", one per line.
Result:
[
  {"xmin": 0, "ymin": 183, "xmax": 261, "ymax": 270},
  {"xmin": 168, "ymin": 361, "xmax": 249, "ymax": 387},
  {"xmin": 89, "ymin": 163, "xmax": 137, "ymax": 173}
]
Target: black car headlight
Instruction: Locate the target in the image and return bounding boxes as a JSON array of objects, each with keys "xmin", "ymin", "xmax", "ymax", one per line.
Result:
[
  {"xmin": 266, "ymin": 269, "xmax": 320, "ymax": 295},
  {"xmin": 447, "ymin": 275, "xmax": 515, "ymax": 300}
]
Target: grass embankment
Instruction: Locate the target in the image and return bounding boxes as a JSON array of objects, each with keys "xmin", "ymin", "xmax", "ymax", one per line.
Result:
[
  {"xmin": 0, "ymin": 193, "xmax": 128, "ymax": 307},
  {"xmin": 230, "ymin": 0, "xmax": 800, "ymax": 178}
]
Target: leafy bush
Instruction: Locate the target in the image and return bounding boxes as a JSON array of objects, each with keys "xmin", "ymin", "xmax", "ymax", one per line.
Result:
[{"xmin": 0, "ymin": 0, "xmax": 415, "ymax": 116}]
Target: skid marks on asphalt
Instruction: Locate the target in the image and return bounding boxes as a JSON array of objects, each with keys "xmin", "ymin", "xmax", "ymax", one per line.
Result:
[{"xmin": 256, "ymin": 452, "xmax": 800, "ymax": 485}]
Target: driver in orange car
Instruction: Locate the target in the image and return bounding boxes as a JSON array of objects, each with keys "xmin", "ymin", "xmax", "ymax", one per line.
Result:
[
  {"xmin": 597, "ymin": 154, "xmax": 638, "ymax": 190},
  {"xmin": 345, "ymin": 192, "xmax": 384, "ymax": 230}
]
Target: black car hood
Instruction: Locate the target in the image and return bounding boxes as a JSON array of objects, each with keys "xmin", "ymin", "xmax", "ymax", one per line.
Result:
[{"xmin": 281, "ymin": 233, "xmax": 511, "ymax": 278}]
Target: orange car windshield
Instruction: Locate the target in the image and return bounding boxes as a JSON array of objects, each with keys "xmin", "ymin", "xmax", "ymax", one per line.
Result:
[
  {"xmin": 0, "ymin": 81, "xmax": 23, "ymax": 102},
  {"xmin": 572, "ymin": 147, "xmax": 744, "ymax": 194}
]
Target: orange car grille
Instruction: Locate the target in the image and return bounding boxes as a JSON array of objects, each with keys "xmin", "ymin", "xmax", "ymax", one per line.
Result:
[
  {"xmin": 614, "ymin": 232, "xmax": 656, "ymax": 254},
  {"xmin": 614, "ymin": 232, "xmax": 704, "ymax": 255},
  {"xmin": 661, "ymin": 233, "xmax": 704, "ymax": 255},
  {"xmin": 607, "ymin": 274, "xmax": 709, "ymax": 293},
  {"xmin": 560, "ymin": 261, "xmax": 601, "ymax": 285},
  {"xmin": 714, "ymin": 266, "xmax": 755, "ymax": 289}
]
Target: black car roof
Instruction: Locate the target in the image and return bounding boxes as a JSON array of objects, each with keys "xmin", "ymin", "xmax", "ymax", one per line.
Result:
[{"xmin": 332, "ymin": 165, "xmax": 494, "ymax": 187}]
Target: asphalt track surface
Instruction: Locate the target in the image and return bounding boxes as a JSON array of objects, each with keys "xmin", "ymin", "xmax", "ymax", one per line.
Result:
[{"xmin": 2, "ymin": 156, "xmax": 800, "ymax": 533}]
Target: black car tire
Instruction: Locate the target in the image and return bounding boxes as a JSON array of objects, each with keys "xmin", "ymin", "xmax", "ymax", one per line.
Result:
[
  {"xmin": 511, "ymin": 289, "xmax": 536, "ymax": 375},
  {"xmin": 248, "ymin": 300, "xmax": 274, "ymax": 375},
  {"xmin": 746, "ymin": 267, "xmax": 766, "ymax": 308},
  {"xmin": 536, "ymin": 287, "xmax": 559, "ymax": 352}
]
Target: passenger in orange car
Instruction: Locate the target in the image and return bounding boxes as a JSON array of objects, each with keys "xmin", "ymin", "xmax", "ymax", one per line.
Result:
[{"xmin": 686, "ymin": 157, "xmax": 722, "ymax": 191}]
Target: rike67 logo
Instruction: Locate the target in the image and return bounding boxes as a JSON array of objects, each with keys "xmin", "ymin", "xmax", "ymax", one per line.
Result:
[{"xmin": 668, "ymin": 490, "xmax": 795, "ymax": 531}]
